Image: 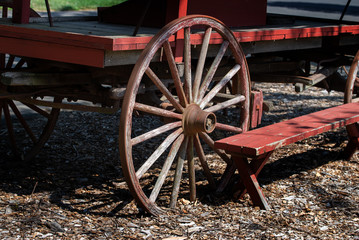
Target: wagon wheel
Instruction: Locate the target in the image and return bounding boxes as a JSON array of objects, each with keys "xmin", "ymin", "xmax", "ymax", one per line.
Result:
[
  {"xmin": 120, "ymin": 15, "xmax": 250, "ymax": 215},
  {"xmin": 344, "ymin": 49, "xmax": 359, "ymax": 158},
  {"xmin": 0, "ymin": 55, "xmax": 61, "ymax": 161},
  {"xmin": 344, "ymin": 50, "xmax": 359, "ymax": 104}
]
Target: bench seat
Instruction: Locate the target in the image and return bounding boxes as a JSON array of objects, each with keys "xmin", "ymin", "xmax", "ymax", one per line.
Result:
[{"xmin": 215, "ymin": 102, "xmax": 359, "ymax": 210}]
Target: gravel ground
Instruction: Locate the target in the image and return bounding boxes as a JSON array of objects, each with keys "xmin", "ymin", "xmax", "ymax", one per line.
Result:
[{"xmin": 1, "ymin": 83, "xmax": 358, "ymax": 239}]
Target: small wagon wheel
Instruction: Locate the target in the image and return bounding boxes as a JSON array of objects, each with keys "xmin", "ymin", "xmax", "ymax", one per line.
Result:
[
  {"xmin": 0, "ymin": 55, "xmax": 61, "ymax": 161},
  {"xmin": 120, "ymin": 15, "xmax": 251, "ymax": 215},
  {"xmin": 0, "ymin": 3, "xmax": 60, "ymax": 161},
  {"xmin": 344, "ymin": 49, "xmax": 359, "ymax": 156}
]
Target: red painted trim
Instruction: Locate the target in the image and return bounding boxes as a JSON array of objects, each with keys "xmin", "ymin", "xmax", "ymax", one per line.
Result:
[
  {"xmin": 0, "ymin": 23, "xmax": 357, "ymax": 55},
  {"xmin": 233, "ymin": 155, "xmax": 270, "ymax": 210},
  {"xmin": 233, "ymin": 25, "xmax": 359, "ymax": 43},
  {"xmin": 12, "ymin": 0, "xmax": 30, "ymax": 24},
  {"xmin": 187, "ymin": 25, "xmax": 359, "ymax": 44},
  {"xmin": 178, "ymin": 0, "xmax": 188, "ymax": 18},
  {"xmin": 0, "ymin": 24, "xmax": 114, "ymax": 50},
  {"xmin": 0, "ymin": 36, "xmax": 105, "ymax": 67},
  {"xmin": 215, "ymin": 102, "xmax": 359, "ymax": 156}
]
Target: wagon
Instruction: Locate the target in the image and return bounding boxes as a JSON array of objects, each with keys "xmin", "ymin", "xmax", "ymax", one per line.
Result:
[{"xmin": 0, "ymin": 0, "xmax": 358, "ymax": 216}]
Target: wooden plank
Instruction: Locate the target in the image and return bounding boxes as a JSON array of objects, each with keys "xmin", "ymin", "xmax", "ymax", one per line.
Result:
[
  {"xmin": 0, "ymin": 22, "xmax": 156, "ymax": 51},
  {"xmin": 12, "ymin": 0, "xmax": 30, "ymax": 24},
  {"xmin": 0, "ymin": 20, "xmax": 357, "ymax": 54},
  {"xmin": 215, "ymin": 102, "xmax": 359, "ymax": 156},
  {"xmin": 0, "ymin": 36, "xmax": 105, "ymax": 67}
]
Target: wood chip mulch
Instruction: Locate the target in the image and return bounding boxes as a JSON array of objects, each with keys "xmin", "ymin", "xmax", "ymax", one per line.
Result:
[{"xmin": 1, "ymin": 83, "xmax": 358, "ymax": 239}]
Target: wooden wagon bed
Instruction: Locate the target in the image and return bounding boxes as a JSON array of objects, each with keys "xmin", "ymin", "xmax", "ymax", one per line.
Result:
[{"xmin": 0, "ymin": 16, "xmax": 358, "ymax": 68}]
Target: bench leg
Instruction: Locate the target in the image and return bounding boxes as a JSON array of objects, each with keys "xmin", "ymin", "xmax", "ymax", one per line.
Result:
[
  {"xmin": 343, "ymin": 137, "xmax": 359, "ymax": 160},
  {"xmin": 233, "ymin": 152, "xmax": 272, "ymax": 200},
  {"xmin": 344, "ymin": 124, "xmax": 359, "ymax": 160},
  {"xmin": 216, "ymin": 163, "xmax": 237, "ymax": 193},
  {"xmin": 233, "ymin": 154, "xmax": 271, "ymax": 210}
]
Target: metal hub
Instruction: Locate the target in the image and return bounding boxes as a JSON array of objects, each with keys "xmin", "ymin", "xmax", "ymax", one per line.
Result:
[{"xmin": 182, "ymin": 104, "xmax": 216, "ymax": 135}]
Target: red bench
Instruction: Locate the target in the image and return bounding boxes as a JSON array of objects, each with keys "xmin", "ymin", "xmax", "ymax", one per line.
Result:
[{"xmin": 215, "ymin": 102, "xmax": 359, "ymax": 210}]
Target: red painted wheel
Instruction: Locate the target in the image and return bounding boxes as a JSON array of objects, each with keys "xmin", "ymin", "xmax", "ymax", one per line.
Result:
[
  {"xmin": 344, "ymin": 50, "xmax": 359, "ymax": 140},
  {"xmin": 0, "ymin": 54, "xmax": 61, "ymax": 161},
  {"xmin": 120, "ymin": 15, "xmax": 251, "ymax": 215}
]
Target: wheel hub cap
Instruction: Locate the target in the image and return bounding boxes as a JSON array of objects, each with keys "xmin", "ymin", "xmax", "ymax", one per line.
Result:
[{"xmin": 182, "ymin": 104, "xmax": 216, "ymax": 135}]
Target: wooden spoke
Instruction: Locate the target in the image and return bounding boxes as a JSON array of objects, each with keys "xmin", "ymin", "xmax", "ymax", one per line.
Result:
[
  {"xmin": 170, "ymin": 136, "xmax": 189, "ymax": 208},
  {"xmin": 2, "ymin": 7, "xmax": 8, "ymax": 18},
  {"xmin": 131, "ymin": 121, "xmax": 182, "ymax": 146},
  {"xmin": 21, "ymin": 102, "xmax": 51, "ymax": 118},
  {"xmin": 187, "ymin": 136, "xmax": 196, "ymax": 201},
  {"xmin": 215, "ymin": 122, "xmax": 243, "ymax": 134},
  {"xmin": 8, "ymin": 100, "xmax": 37, "ymax": 143},
  {"xmin": 197, "ymin": 41, "xmax": 230, "ymax": 102},
  {"xmin": 199, "ymin": 132, "xmax": 231, "ymax": 164},
  {"xmin": 199, "ymin": 64, "xmax": 241, "ymax": 109},
  {"xmin": 5, "ymin": 55, "xmax": 15, "ymax": 69},
  {"xmin": 146, "ymin": 67, "xmax": 184, "ymax": 113},
  {"xmin": 194, "ymin": 134, "xmax": 216, "ymax": 189},
  {"xmin": 205, "ymin": 94, "xmax": 245, "ymax": 113},
  {"xmin": 136, "ymin": 128, "xmax": 183, "ymax": 179},
  {"xmin": 134, "ymin": 102, "xmax": 182, "ymax": 119},
  {"xmin": 3, "ymin": 101, "xmax": 17, "ymax": 154},
  {"xmin": 0, "ymin": 53, "xmax": 5, "ymax": 68},
  {"xmin": 163, "ymin": 41, "xmax": 187, "ymax": 107},
  {"xmin": 184, "ymin": 27, "xmax": 192, "ymax": 103},
  {"xmin": 193, "ymin": 27, "xmax": 212, "ymax": 102},
  {"xmin": 149, "ymin": 134, "xmax": 185, "ymax": 202},
  {"xmin": 14, "ymin": 58, "xmax": 26, "ymax": 69},
  {"xmin": 0, "ymin": 101, "xmax": 3, "ymax": 119}
]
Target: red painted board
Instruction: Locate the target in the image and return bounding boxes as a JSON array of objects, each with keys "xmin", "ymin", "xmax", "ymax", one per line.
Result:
[
  {"xmin": 0, "ymin": 36, "xmax": 105, "ymax": 67},
  {"xmin": 233, "ymin": 25, "xmax": 359, "ymax": 43},
  {"xmin": 0, "ymin": 22, "xmax": 358, "ymax": 55},
  {"xmin": 215, "ymin": 102, "xmax": 359, "ymax": 156},
  {"xmin": 12, "ymin": 0, "xmax": 30, "ymax": 24},
  {"xmin": 186, "ymin": 25, "xmax": 359, "ymax": 45},
  {"xmin": 185, "ymin": 0, "xmax": 267, "ymax": 27}
]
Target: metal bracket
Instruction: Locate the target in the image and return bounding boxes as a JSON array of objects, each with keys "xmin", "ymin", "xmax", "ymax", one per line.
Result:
[{"xmin": 250, "ymin": 90, "xmax": 263, "ymax": 129}]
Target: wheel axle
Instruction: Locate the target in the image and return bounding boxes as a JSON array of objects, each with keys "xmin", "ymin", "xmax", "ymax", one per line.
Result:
[{"xmin": 182, "ymin": 104, "xmax": 216, "ymax": 135}]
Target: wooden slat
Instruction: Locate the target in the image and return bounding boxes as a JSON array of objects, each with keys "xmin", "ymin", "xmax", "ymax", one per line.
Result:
[
  {"xmin": 0, "ymin": 21, "xmax": 157, "ymax": 51},
  {"xmin": 0, "ymin": 20, "xmax": 358, "ymax": 53},
  {"xmin": 215, "ymin": 103, "xmax": 359, "ymax": 156},
  {"xmin": 0, "ymin": 36, "xmax": 105, "ymax": 67}
]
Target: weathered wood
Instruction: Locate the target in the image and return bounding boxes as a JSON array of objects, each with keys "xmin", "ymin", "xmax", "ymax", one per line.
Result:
[
  {"xmin": 294, "ymin": 67, "xmax": 339, "ymax": 92},
  {"xmin": 216, "ymin": 102, "xmax": 359, "ymax": 157},
  {"xmin": 187, "ymin": 136, "xmax": 196, "ymax": 202},
  {"xmin": 170, "ymin": 136, "xmax": 188, "ymax": 208},
  {"xmin": 199, "ymin": 64, "xmax": 241, "ymax": 108},
  {"xmin": 215, "ymin": 102, "xmax": 359, "ymax": 210},
  {"xmin": 131, "ymin": 121, "xmax": 182, "ymax": 146},
  {"xmin": 149, "ymin": 134, "xmax": 184, "ymax": 202},
  {"xmin": 206, "ymin": 94, "xmax": 245, "ymax": 113},
  {"xmin": 0, "ymin": 19, "xmax": 358, "ymax": 67},
  {"xmin": 233, "ymin": 155, "xmax": 270, "ymax": 210},
  {"xmin": 135, "ymin": 128, "xmax": 183, "ymax": 179},
  {"xmin": 193, "ymin": 27, "xmax": 212, "ymax": 103},
  {"xmin": 1, "ymin": 72, "xmax": 92, "ymax": 86}
]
